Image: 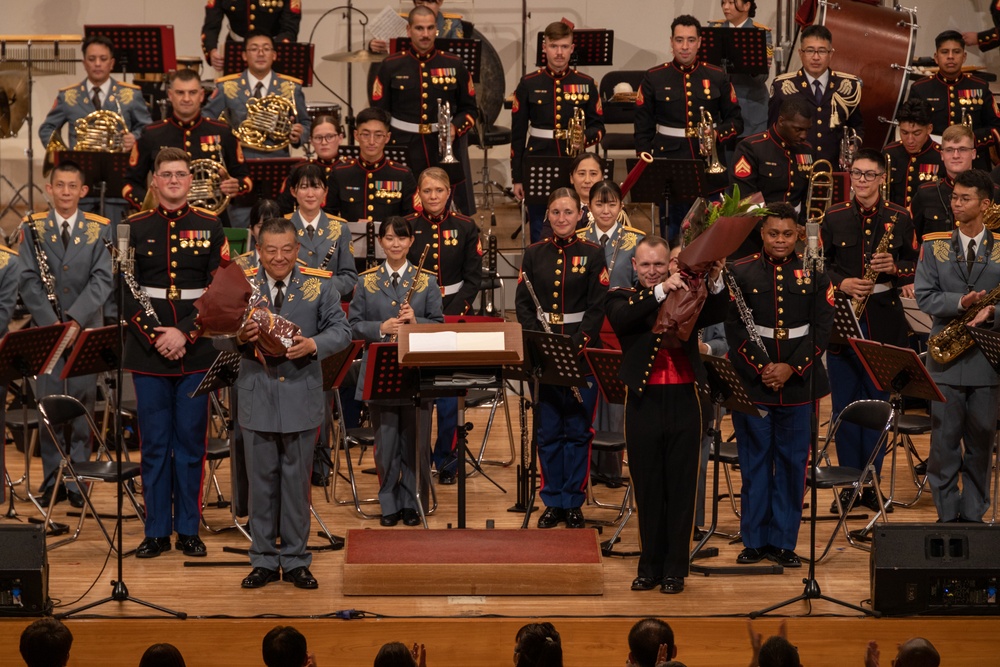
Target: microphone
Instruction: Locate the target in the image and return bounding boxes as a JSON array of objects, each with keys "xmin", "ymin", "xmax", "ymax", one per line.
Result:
[
  {"xmin": 805, "ymin": 221, "xmax": 824, "ymax": 273},
  {"xmin": 116, "ymin": 223, "xmax": 130, "ymax": 273}
]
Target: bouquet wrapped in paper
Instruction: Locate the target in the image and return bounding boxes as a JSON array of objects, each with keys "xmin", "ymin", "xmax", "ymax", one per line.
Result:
[
  {"xmin": 653, "ymin": 187, "xmax": 769, "ymax": 339},
  {"xmin": 194, "ymin": 261, "xmax": 301, "ymax": 357}
]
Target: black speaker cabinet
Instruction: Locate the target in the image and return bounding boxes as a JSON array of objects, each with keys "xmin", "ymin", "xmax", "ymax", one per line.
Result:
[
  {"xmin": 871, "ymin": 523, "xmax": 1000, "ymax": 616},
  {"xmin": 0, "ymin": 524, "xmax": 50, "ymax": 616}
]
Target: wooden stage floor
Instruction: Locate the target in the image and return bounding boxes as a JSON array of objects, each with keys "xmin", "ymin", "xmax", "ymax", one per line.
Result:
[{"xmin": 2, "ymin": 394, "xmax": 999, "ymax": 665}]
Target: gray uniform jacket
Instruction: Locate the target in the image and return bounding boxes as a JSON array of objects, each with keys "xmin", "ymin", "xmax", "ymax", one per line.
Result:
[
  {"xmin": 287, "ymin": 210, "xmax": 357, "ymax": 298},
  {"xmin": 576, "ymin": 221, "xmax": 644, "ymax": 289},
  {"xmin": 39, "ymin": 78, "xmax": 152, "ymax": 147}
]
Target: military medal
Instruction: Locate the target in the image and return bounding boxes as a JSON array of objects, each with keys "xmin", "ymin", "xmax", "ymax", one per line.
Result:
[{"xmin": 702, "ymin": 78, "xmax": 711, "ymax": 96}]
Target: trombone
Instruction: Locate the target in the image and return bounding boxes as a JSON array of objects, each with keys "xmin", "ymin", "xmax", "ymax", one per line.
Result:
[{"xmin": 804, "ymin": 159, "xmax": 834, "ymax": 223}]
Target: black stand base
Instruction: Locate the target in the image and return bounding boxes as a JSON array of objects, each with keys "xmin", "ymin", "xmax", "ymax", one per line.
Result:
[
  {"xmin": 56, "ymin": 579, "xmax": 187, "ymax": 619},
  {"xmin": 748, "ymin": 577, "xmax": 880, "ymax": 618}
]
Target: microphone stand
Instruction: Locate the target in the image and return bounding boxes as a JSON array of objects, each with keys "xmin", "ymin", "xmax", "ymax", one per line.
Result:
[
  {"xmin": 749, "ymin": 223, "xmax": 877, "ymax": 618},
  {"xmin": 58, "ymin": 229, "xmax": 186, "ymax": 619}
]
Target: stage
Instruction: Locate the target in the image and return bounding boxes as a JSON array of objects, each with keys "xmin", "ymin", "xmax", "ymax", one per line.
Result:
[{"xmin": 2, "ymin": 392, "xmax": 999, "ymax": 665}]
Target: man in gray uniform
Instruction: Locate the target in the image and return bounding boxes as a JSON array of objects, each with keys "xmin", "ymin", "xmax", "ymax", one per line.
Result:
[
  {"xmin": 236, "ymin": 217, "xmax": 352, "ymax": 589},
  {"xmin": 0, "ymin": 242, "xmax": 20, "ymax": 505},
  {"xmin": 915, "ymin": 168, "xmax": 1000, "ymax": 523},
  {"xmin": 18, "ymin": 161, "xmax": 113, "ymax": 508}
]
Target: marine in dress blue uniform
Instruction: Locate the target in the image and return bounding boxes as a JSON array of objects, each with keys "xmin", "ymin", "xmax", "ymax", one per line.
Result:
[
  {"xmin": 327, "ymin": 157, "xmax": 417, "ymax": 223},
  {"xmin": 201, "ymin": 0, "xmax": 301, "ymax": 63},
  {"xmin": 18, "ymin": 206, "xmax": 112, "ymax": 500},
  {"xmin": 0, "ymin": 245, "xmax": 21, "ymax": 504}
]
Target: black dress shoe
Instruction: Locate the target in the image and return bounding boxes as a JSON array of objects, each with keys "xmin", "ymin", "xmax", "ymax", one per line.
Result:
[
  {"xmin": 135, "ymin": 536, "xmax": 171, "ymax": 559},
  {"xmin": 537, "ymin": 506, "xmax": 565, "ymax": 529},
  {"xmin": 242, "ymin": 567, "xmax": 279, "ymax": 589},
  {"xmin": 766, "ymin": 547, "xmax": 802, "ymax": 568},
  {"xmin": 310, "ymin": 472, "xmax": 329, "ymax": 487},
  {"xmin": 282, "ymin": 566, "xmax": 318, "ymax": 589},
  {"xmin": 67, "ymin": 490, "xmax": 85, "ymax": 509},
  {"xmin": 379, "ymin": 511, "xmax": 400, "ymax": 527},
  {"xmin": 660, "ymin": 576, "xmax": 685, "ymax": 594},
  {"xmin": 565, "ymin": 507, "xmax": 586, "ymax": 528},
  {"xmin": 860, "ymin": 488, "xmax": 893, "ymax": 513},
  {"xmin": 830, "ymin": 489, "xmax": 857, "ymax": 514},
  {"xmin": 630, "ymin": 576, "xmax": 657, "ymax": 591},
  {"xmin": 438, "ymin": 469, "xmax": 456, "ymax": 485},
  {"xmin": 736, "ymin": 547, "xmax": 767, "ymax": 564},
  {"xmin": 401, "ymin": 508, "xmax": 421, "ymax": 526},
  {"xmin": 176, "ymin": 534, "xmax": 207, "ymax": 557},
  {"xmin": 38, "ymin": 486, "xmax": 67, "ymax": 508}
]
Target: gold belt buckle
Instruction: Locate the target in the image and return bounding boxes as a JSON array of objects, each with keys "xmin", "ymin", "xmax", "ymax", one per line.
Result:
[
  {"xmin": 167, "ymin": 285, "xmax": 180, "ymax": 301},
  {"xmin": 553, "ymin": 129, "xmax": 569, "ymax": 140},
  {"xmin": 418, "ymin": 123, "xmax": 433, "ymax": 134},
  {"xmin": 549, "ymin": 313, "xmax": 563, "ymax": 325},
  {"xmin": 774, "ymin": 327, "xmax": 789, "ymax": 340},
  {"xmin": 685, "ymin": 127, "xmax": 698, "ymax": 138}
]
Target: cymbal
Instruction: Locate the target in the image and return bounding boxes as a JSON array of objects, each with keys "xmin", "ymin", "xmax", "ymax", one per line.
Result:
[
  {"xmin": 0, "ymin": 70, "xmax": 29, "ymax": 138},
  {"xmin": 321, "ymin": 49, "xmax": 387, "ymax": 63}
]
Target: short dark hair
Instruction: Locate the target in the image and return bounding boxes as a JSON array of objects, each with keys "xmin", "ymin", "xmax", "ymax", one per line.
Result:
[
  {"xmin": 262, "ymin": 625, "xmax": 307, "ymax": 667},
  {"xmin": 514, "ymin": 622, "xmax": 563, "ymax": 667},
  {"xmin": 628, "ymin": 618, "xmax": 675, "ymax": 667},
  {"xmin": 569, "ymin": 152, "xmax": 604, "ymax": 176},
  {"xmin": 50, "ymin": 159, "xmax": 83, "ymax": 183},
  {"xmin": 588, "ymin": 179, "xmax": 623, "ymax": 205},
  {"xmin": 408, "ymin": 5, "xmax": 436, "ymax": 25},
  {"xmin": 169, "ymin": 68, "xmax": 202, "ymax": 86},
  {"xmin": 250, "ymin": 198, "xmax": 282, "ymax": 230},
  {"xmin": 802, "ymin": 24, "xmax": 832, "ymax": 43},
  {"xmin": 853, "ymin": 148, "xmax": 886, "ymax": 171},
  {"xmin": 954, "ymin": 169, "xmax": 995, "ymax": 201},
  {"xmin": 895, "ymin": 638, "xmax": 941, "ymax": 667},
  {"xmin": 379, "ymin": 215, "xmax": 414, "ymax": 239},
  {"xmin": 764, "ymin": 201, "xmax": 798, "ymax": 225},
  {"xmin": 82, "ymin": 34, "xmax": 115, "ymax": 56},
  {"xmin": 671, "ymin": 15, "xmax": 701, "ymax": 37},
  {"xmin": 19, "ymin": 617, "xmax": 73, "ymax": 667},
  {"xmin": 289, "ymin": 162, "xmax": 328, "ymax": 190},
  {"xmin": 138, "ymin": 643, "xmax": 187, "ymax": 667},
  {"xmin": 357, "ymin": 107, "xmax": 392, "ymax": 131},
  {"xmin": 544, "ymin": 21, "xmax": 573, "ymax": 42},
  {"xmin": 245, "ymin": 31, "xmax": 275, "ymax": 48},
  {"xmin": 895, "ymin": 99, "xmax": 933, "ymax": 127},
  {"xmin": 935, "ymin": 30, "xmax": 965, "ymax": 50},
  {"xmin": 778, "ymin": 96, "xmax": 814, "ymax": 122},
  {"xmin": 758, "ymin": 636, "xmax": 800, "ymax": 667},
  {"xmin": 154, "ymin": 147, "xmax": 191, "ymax": 171},
  {"xmin": 258, "ymin": 216, "xmax": 297, "ymax": 241},
  {"xmin": 547, "ymin": 186, "xmax": 581, "ymax": 210},
  {"xmin": 373, "ymin": 642, "xmax": 417, "ymax": 667}
]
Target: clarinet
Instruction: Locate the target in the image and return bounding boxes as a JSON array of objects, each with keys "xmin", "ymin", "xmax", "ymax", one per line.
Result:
[
  {"xmin": 724, "ymin": 267, "xmax": 769, "ymax": 364},
  {"xmin": 522, "ymin": 274, "xmax": 583, "ymax": 403},
  {"xmin": 388, "ymin": 245, "xmax": 430, "ymax": 343},
  {"xmin": 319, "ymin": 242, "xmax": 338, "ymax": 271},
  {"xmin": 365, "ymin": 221, "xmax": 377, "ymax": 270},
  {"xmin": 485, "ymin": 213, "xmax": 498, "ymax": 317},
  {"xmin": 30, "ymin": 221, "xmax": 63, "ymax": 320}
]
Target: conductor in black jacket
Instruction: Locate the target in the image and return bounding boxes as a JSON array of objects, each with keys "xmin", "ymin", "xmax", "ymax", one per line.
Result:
[{"xmin": 607, "ymin": 236, "xmax": 727, "ymax": 594}]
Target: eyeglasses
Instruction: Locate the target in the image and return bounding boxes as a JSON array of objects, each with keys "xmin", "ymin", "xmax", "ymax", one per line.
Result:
[
  {"xmin": 155, "ymin": 171, "xmax": 191, "ymax": 181},
  {"xmin": 942, "ymin": 146, "xmax": 975, "ymax": 156},
  {"xmin": 849, "ymin": 169, "xmax": 884, "ymax": 182},
  {"xmin": 312, "ymin": 134, "xmax": 340, "ymax": 144},
  {"xmin": 358, "ymin": 131, "xmax": 388, "ymax": 141},
  {"xmin": 800, "ymin": 48, "xmax": 833, "ymax": 57},
  {"xmin": 246, "ymin": 46, "xmax": 274, "ymax": 54},
  {"xmin": 950, "ymin": 194, "xmax": 983, "ymax": 204}
]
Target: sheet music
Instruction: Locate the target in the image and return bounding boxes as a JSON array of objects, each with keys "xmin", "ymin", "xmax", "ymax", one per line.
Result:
[
  {"xmin": 410, "ymin": 331, "xmax": 458, "ymax": 352},
  {"xmin": 370, "ymin": 6, "xmax": 409, "ymax": 42},
  {"xmin": 900, "ymin": 296, "xmax": 932, "ymax": 335},
  {"xmin": 456, "ymin": 331, "xmax": 505, "ymax": 351}
]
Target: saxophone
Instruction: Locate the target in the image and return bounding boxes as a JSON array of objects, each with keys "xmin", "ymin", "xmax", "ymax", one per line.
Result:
[
  {"xmin": 928, "ymin": 283, "xmax": 1000, "ymax": 364},
  {"xmin": 437, "ymin": 98, "xmax": 458, "ymax": 164},
  {"xmin": 28, "ymin": 220, "xmax": 62, "ymax": 320},
  {"xmin": 697, "ymin": 107, "xmax": 726, "ymax": 174},
  {"xmin": 852, "ymin": 217, "xmax": 895, "ymax": 318}
]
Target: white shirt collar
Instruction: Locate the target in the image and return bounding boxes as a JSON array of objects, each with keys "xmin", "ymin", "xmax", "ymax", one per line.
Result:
[
  {"xmin": 247, "ymin": 71, "xmax": 273, "ymax": 94},
  {"xmin": 958, "ymin": 227, "xmax": 986, "ymax": 250},
  {"xmin": 805, "ymin": 70, "xmax": 830, "ymax": 91},
  {"xmin": 54, "ymin": 210, "xmax": 78, "ymax": 228},
  {"xmin": 301, "ymin": 211, "xmax": 322, "ymax": 230},
  {"xmin": 384, "ymin": 260, "xmax": 410, "ymax": 279},
  {"xmin": 267, "ymin": 269, "xmax": 293, "ymax": 293},
  {"xmin": 596, "ymin": 221, "xmax": 619, "ymax": 242},
  {"xmin": 726, "ymin": 17, "xmax": 753, "ymax": 28},
  {"xmin": 87, "ymin": 79, "xmax": 112, "ymax": 106}
]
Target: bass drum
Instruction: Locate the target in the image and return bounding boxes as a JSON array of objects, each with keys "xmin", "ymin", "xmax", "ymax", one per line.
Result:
[
  {"xmin": 820, "ymin": 2, "xmax": 917, "ymax": 149},
  {"xmin": 365, "ymin": 29, "xmax": 506, "ymax": 127}
]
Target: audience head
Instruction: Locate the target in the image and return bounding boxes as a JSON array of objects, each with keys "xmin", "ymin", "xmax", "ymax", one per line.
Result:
[
  {"xmin": 627, "ymin": 618, "xmax": 676, "ymax": 667},
  {"xmin": 262, "ymin": 625, "xmax": 309, "ymax": 667},
  {"xmin": 894, "ymin": 638, "xmax": 940, "ymax": 667},
  {"xmin": 19, "ymin": 618, "xmax": 73, "ymax": 667},
  {"xmin": 514, "ymin": 622, "xmax": 563, "ymax": 667},
  {"xmin": 373, "ymin": 642, "xmax": 417, "ymax": 667},
  {"xmin": 758, "ymin": 636, "xmax": 801, "ymax": 667},
  {"xmin": 138, "ymin": 643, "xmax": 187, "ymax": 667}
]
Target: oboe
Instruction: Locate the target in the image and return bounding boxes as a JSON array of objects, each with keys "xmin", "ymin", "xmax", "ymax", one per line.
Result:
[
  {"xmin": 319, "ymin": 242, "xmax": 338, "ymax": 271},
  {"xmin": 365, "ymin": 221, "xmax": 377, "ymax": 270}
]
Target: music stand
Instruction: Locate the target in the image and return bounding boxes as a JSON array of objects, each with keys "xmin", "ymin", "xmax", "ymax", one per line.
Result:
[
  {"xmin": 690, "ymin": 355, "xmax": 782, "ymax": 575},
  {"xmin": 232, "ymin": 158, "xmax": 301, "ymax": 208},
  {"xmin": 830, "ymin": 291, "xmax": 864, "ymax": 346},
  {"xmin": 337, "ymin": 145, "xmax": 408, "ymax": 166},
  {"xmin": 392, "ymin": 38, "xmax": 482, "ymax": 82},
  {"xmin": 522, "ymin": 156, "xmax": 612, "ymax": 206},
  {"xmin": 698, "ymin": 27, "xmax": 769, "ymax": 77},
  {"xmin": 55, "ymin": 151, "xmax": 130, "ymax": 219},
  {"xmin": 965, "ymin": 326, "xmax": 1000, "ymax": 524},
  {"xmin": 900, "ymin": 296, "xmax": 932, "ymax": 335},
  {"xmin": 625, "ymin": 157, "xmax": 710, "ymax": 225},
  {"xmin": 224, "ymin": 41, "xmax": 315, "ymax": 85},
  {"xmin": 535, "ymin": 29, "xmax": 614, "ymax": 68},
  {"xmin": 84, "ymin": 25, "xmax": 177, "ymax": 75}
]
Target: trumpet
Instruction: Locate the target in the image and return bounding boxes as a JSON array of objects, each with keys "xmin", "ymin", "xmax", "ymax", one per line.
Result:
[
  {"xmin": 838, "ymin": 126, "xmax": 862, "ymax": 171},
  {"xmin": 566, "ymin": 106, "xmax": 586, "ymax": 158},
  {"xmin": 962, "ymin": 108, "xmax": 973, "ymax": 130},
  {"xmin": 805, "ymin": 159, "xmax": 834, "ymax": 223},
  {"xmin": 437, "ymin": 98, "xmax": 458, "ymax": 164},
  {"xmin": 697, "ymin": 107, "xmax": 726, "ymax": 174}
]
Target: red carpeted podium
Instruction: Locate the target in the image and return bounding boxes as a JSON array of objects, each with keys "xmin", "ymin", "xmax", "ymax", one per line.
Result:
[{"xmin": 343, "ymin": 529, "xmax": 604, "ymax": 596}]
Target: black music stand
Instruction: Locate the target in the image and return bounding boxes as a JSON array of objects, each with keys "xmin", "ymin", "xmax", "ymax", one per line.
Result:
[
  {"xmin": 830, "ymin": 291, "xmax": 864, "ymax": 345},
  {"xmin": 967, "ymin": 326, "xmax": 1000, "ymax": 373},
  {"xmin": 392, "ymin": 38, "xmax": 482, "ymax": 82},
  {"xmin": 690, "ymin": 355, "xmax": 782, "ymax": 576},
  {"xmin": 522, "ymin": 156, "xmax": 613, "ymax": 206},
  {"xmin": 55, "ymin": 152, "xmax": 130, "ymax": 220},
  {"xmin": 337, "ymin": 145, "xmax": 408, "ymax": 166},
  {"xmin": 516, "ymin": 329, "xmax": 588, "ymax": 529},
  {"xmin": 0, "ymin": 324, "xmax": 70, "ymax": 520},
  {"xmin": 232, "ymin": 158, "xmax": 301, "ymax": 208},
  {"xmin": 535, "ymin": 29, "xmax": 614, "ymax": 68},
  {"xmin": 698, "ymin": 27, "xmax": 769, "ymax": 77},
  {"xmin": 224, "ymin": 41, "xmax": 315, "ymax": 86},
  {"xmin": 625, "ymin": 157, "xmax": 709, "ymax": 218},
  {"xmin": 84, "ymin": 25, "xmax": 177, "ymax": 75}
]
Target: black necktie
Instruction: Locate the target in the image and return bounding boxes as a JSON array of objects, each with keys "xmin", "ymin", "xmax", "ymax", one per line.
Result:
[
  {"xmin": 391, "ymin": 272, "xmax": 399, "ymax": 289},
  {"xmin": 307, "ymin": 225, "xmax": 314, "ymax": 239},
  {"xmin": 273, "ymin": 279, "xmax": 285, "ymax": 313},
  {"xmin": 61, "ymin": 221, "xmax": 70, "ymax": 248},
  {"xmin": 600, "ymin": 233, "xmax": 609, "ymax": 248},
  {"xmin": 253, "ymin": 81, "xmax": 264, "ymax": 99},
  {"xmin": 92, "ymin": 86, "xmax": 101, "ymax": 109},
  {"xmin": 813, "ymin": 80, "xmax": 823, "ymax": 105},
  {"xmin": 967, "ymin": 239, "xmax": 976, "ymax": 274}
]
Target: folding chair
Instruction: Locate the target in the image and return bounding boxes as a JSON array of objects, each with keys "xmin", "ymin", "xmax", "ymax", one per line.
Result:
[
  {"xmin": 37, "ymin": 395, "xmax": 144, "ymax": 551},
  {"xmin": 884, "ymin": 412, "xmax": 930, "ymax": 508},
  {"xmin": 201, "ymin": 388, "xmax": 234, "ymax": 531},
  {"xmin": 809, "ymin": 399, "xmax": 895, "ymax": 563}
]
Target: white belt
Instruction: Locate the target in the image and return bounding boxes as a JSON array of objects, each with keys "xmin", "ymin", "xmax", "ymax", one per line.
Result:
[
  {"xmin": 529, "ymin": 127, "xmax": 557, "ymax": 139},
  {"xmin": 226, "ymin": 32, "xmax": 244, "ymax": 43},
  {"xmin": 755, "ymin": 324, "xmax": 810, "ymax": 340},
  {"xmin": 543, "ymin": 311, "xmax": 584, "ymax": 325},
  {"xmin": 441, "ymin": 281, "xmax": 463, "ymax": 296},
  {"xmin": 872, "ymin": 283, "xmax": 892, "ymax": 294},
  {"xmin": 391, "ymin": 118, "xmax": 439, "ymax": 134},
  {"xmin": 141, "ymin": 285, "xmax": 205, "ymax": 301},
  {"xmin": 656, "ymin": 124, "xmax": 690, "ymax": 138}
]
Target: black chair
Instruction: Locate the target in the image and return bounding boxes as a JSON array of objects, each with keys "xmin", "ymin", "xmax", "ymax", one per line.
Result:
[
  {"xmin": 469, "ymin": 105, "xmax": 512, "ymax": 209},
  {"xmin": 37, "ymin": 395, "xmax": 144, "ymax": 551},
  {"xmin": 885, "ymin": 412, "xmax": 930, "ymax": 508},
  {"xmin": 598, "ymin": 70, "xmax": 645, "ymax": 159}
]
